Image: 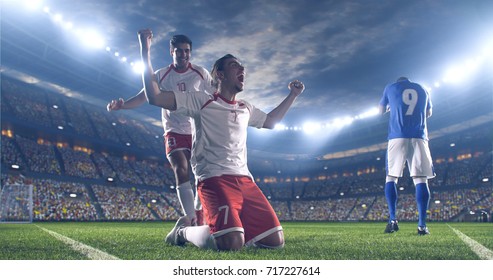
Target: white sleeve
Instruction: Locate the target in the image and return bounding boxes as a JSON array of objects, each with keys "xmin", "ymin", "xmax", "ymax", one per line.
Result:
[
  {"xmin": 243, "ymin": 100, "xmax": 267, "ymax": 128},
  {"xmin": 174, "ymin": 91, "xmax": 212, "ymax": 117}
]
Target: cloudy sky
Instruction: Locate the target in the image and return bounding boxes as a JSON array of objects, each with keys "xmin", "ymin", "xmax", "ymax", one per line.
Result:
[
  {"xmin": 2, "ymin": 0, "xmax": 492, "ymax": 157},
  {"xmin": 5, "ymin": 0, "xmax": 492, "ymax": 121}
]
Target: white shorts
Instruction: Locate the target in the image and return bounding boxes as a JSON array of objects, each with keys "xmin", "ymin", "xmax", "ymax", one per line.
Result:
[{"xmin": 386, "ymin": 138, "xmax": 435, "ymax": 179}]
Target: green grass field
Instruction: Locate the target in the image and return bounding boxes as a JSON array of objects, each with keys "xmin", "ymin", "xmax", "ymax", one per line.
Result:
[{"xmin": 1, "ymin": 221, "xmax": 492, "ymax": 260}]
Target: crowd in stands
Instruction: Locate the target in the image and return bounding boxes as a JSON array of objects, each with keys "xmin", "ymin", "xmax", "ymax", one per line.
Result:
[{"xmin": 1, "ymin": 75, "xmax": 492, "ymax": 223}]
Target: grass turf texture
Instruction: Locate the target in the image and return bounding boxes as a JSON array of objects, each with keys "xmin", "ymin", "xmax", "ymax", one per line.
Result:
[{"xmin": 0, "ymin": 222, "xmax": 491, "ymax": 260}]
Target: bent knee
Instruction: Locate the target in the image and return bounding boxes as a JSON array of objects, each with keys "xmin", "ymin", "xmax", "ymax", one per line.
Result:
[
  {"xmin": 216, "ymin": 231, "xmax": 244, "ymax": 251},
  {"xmin": 255, "ymin": 230, "xmax": 284, "ymax": 249}
]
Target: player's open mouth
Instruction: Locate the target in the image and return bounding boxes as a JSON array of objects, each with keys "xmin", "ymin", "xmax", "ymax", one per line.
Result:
[{"xmin": 238, "ymin": 74, "xmax": 244, "ymax": 83}]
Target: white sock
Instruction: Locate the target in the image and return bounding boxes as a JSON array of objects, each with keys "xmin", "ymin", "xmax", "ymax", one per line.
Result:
[
  {"xmin": 182, "ymin": 225, "xmax": 217, "ymax": 250},
  {"xmin": 176, "ymin": 182, "xmax": 195, "ymax": 218}
]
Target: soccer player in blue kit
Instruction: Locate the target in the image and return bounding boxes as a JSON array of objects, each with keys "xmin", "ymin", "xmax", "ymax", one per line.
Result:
[{"xmin": 379, "ymin": 77, "xmax": 435, "ymax": 235}]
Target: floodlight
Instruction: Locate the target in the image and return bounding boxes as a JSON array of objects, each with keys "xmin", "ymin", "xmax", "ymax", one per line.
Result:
[
  {"xmin": 302, "ymin": 121, "xmax": 321, "ymax": 134},
  {"xmin": 24, "ymin": 0, "xmax": 43, "ymax": 10},
  {"xmin": 77, "ymin": 29, "xmax": 106, "ymax": 49},
  {"xmin": 132, "ymin": 61, "xmax": 144, "ymax": 74},
  {"xmin": 274, "ymin": 123, "xmax": 286, "ymax": 130},
  {"xmin": 332, "ymin": 117, "xmax": 353, "ymax": 127},
  {"xmin": 443, "ymin": 65, "xmax": 462, "ymax": 84},
  {"xmin": 53, "ymin": 13, "xmax": 63, "ymax": 22}
]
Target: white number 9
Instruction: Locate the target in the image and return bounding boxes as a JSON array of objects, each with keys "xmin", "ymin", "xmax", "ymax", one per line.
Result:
[{"xmin": 402, "ymin": 89, "xmax": 418, "ymax": 115}]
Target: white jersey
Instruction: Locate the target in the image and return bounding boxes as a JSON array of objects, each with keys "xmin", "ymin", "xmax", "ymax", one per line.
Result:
[
  {"xmin": 155, "ymin": 63, "xmax": 214, "ymax": 135},
  {"xmin": 174, "ymin": 92, "xmax": 267, "ymax": 182}
]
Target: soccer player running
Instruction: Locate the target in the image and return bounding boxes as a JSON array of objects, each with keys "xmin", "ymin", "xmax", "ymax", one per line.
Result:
[
  {"xmin": 137, "ymin": 28, "xmax": 305, "ymax": 250},
  {"xmin": 107, "ymin": 34, "xmax": 213, "ymax": 226},
  {"xmin": 379, "ymin": 77, "xmax": 435, "ymax": 235}
]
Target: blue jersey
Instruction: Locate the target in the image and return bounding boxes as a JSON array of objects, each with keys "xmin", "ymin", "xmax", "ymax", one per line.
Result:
[{"xmin": 379, "ymin": 78, "xmax": 432, "ymax": 140}]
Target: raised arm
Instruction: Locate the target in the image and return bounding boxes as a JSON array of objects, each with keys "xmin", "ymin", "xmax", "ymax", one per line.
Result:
[
  {"xmin": 138, "ymin": 29, "xmax": 177, "ymax": 110},
  {"xmin": 263, "ymin": 80, "xmax": 305, "ymax": 129},
  {"xmin": 106, "ymin": 89, "xmax": 147, "ymax": 112}
]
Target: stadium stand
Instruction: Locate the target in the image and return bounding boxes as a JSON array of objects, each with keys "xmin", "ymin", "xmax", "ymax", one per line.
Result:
[{"xmin": 1, "ymin": 74, "xmax": 492, "ymax": 222}]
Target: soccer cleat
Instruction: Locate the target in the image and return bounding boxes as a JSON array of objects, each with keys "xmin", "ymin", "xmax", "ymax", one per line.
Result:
[
  {"xmin": 384, "ymin": 220, "xmax": 399, "ymax": 233},
  {"xmin": 417, "ymin": 226, "xmax": 430, "ymax": 235},
  {"xmin": 165, "ymin": 216, "xmax": 191, "ymax": 246}
]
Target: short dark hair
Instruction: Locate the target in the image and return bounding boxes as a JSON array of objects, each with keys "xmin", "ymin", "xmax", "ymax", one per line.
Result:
[
  {"xmin": 397, "ymin": 76, "xmax": 409, "ymax": 82},
  {"xmin": 211, "ymin": 54, "xmax": 238, "ymax": 88},
  {"xmin": 170, "ymin": 35, "xmax": 192, "ymax": 51}
]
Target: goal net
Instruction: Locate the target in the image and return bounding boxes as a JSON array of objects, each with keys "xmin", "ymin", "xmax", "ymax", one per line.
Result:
[{"xmin": 0, "ymin": 183, "xmax": 33, "ymax": 223}]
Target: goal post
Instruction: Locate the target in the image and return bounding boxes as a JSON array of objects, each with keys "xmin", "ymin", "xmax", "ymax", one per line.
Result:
[{"xmin": 0, "ymin": 183, "xmax": 33, "ymax": 223}]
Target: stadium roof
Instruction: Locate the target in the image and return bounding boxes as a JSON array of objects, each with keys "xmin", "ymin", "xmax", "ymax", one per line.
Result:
[{"xmin": 1, "ymin": 0, "xmax": 492, "ymax": 160}]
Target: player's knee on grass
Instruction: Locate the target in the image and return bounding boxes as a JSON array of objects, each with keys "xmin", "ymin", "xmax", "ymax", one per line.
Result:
[
  {"xmin": 254, "ymin": 230, "xmax": 285, "ymax": 249},
  {"xmin": 215, "ymin": 231, "xmax": 244, "ymax": 251}
]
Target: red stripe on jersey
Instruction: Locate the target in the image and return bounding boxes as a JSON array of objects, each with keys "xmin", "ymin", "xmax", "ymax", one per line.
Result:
[
  {"xmin": 158, "ymin": 65, "xmax": 174, "ymax": 84},
  {"xmin": 200, "ymin": 94, "xmax": 219, "ymax": 110},
  {"xmin": 189, "ymin": 65, "xmax": 205, "ymax": 80}
]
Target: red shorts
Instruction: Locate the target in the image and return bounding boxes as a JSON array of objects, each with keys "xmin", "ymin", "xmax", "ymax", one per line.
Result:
[
  {"xmin": 164, "ymin": 132, "xmax": 192, "ymax": 156},
  {"xmin": 197, "ymin": 175, "xmax": 282, "ymax": 246}
]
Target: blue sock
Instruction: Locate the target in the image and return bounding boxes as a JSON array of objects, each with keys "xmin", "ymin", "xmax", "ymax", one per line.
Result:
[
  {"xmin": 385, "ymin": 182, "xmax": 397, "ymax": 222},
  {"xmin": 415, "ymin": 183, "xmax": 430, "ymax": 227}
]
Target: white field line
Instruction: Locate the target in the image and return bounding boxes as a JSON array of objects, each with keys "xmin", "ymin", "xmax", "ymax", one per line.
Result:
[
  {"xmin": 448, "ymin": 224, "xmax": 493, "ymax": 260},
  {"xmin": 35, "ymin": 224, "xmax": 120, "ymax": 260}
]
